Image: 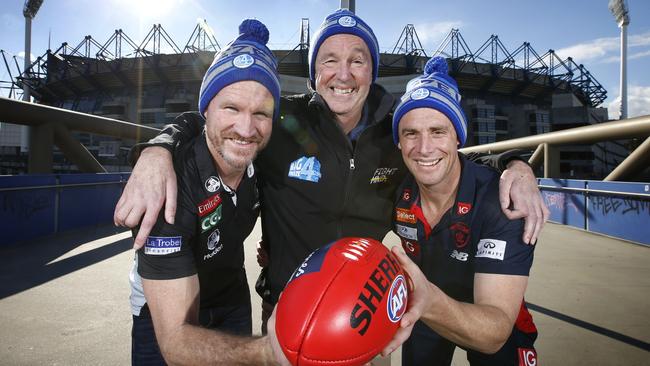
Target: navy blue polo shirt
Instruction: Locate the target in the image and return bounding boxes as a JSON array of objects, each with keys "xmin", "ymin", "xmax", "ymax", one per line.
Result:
[{"xmin": 393, "ymin": 154, "xmax": 534, "ymax": 304}]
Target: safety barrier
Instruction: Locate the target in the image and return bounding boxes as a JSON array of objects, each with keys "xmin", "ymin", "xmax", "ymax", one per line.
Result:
[
  {"xmin": 3, "ymin": 174, "xmax": 648, "ymax": 247},
  {"xmin": 539, "ymin": 179, "xmax": 650, "ymax": 246},
  {"xmin": 0, "ymin": 173, "xmax": 129, "ymax": 246}
]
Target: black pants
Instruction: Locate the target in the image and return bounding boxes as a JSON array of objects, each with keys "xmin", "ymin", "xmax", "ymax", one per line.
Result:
[
  {"xmin": 131, "ymin": 300, "xmax": 252, "ymax": 366},
  {"xmin": 402, "ymin": 320, "xmax": 538, "ymax": 366}
]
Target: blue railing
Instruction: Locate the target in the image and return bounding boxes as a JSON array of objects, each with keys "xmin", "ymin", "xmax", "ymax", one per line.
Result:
[
  {"xmin": 0, "ymin": 173, "xmax": 129, "ymax": 246},
  {"xmin": 539, "ymin": 179, "xmax": 650, "ymax": 246},
  {"xmin": 2, "ymin": 175, "xmax": 648, "ymax": 246}
]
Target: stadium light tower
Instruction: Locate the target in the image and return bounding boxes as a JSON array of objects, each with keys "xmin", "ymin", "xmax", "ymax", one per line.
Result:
[
  {"xmin": 22, "ymin": 0, "xmax": 43, "ymax": 102},
  {"xmin": 609, "ymin": 0, "xmax": 630, "ymax": 120},
  {"xmin": 23, "ymin": 0, "xmax": 43, "ymax": 169},
  {"xmin": 341, "ymin": 0, "xmax": 355, "ymax": 13}
]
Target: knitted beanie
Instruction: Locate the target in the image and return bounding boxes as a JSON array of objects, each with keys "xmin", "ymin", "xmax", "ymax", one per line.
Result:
[
  {"xmin": 308, "ymin": 9, "xmax": 379, "ymax": 87},
  {"xmin": 198, "ymin": 19, "xmax": 280, "ymax": 119},
  {"xmin": 392, "ymin": 56, "xmax": 467, "ymax": 147}
]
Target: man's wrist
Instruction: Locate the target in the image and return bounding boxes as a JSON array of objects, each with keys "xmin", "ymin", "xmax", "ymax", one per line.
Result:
[
  {"xmin": 257, "ymin": 336, "xmax": 276, "ymax": 366},
  {"xmin": 498, "ymin": 149, "xmax": 529, "ymax": 171},
  {"xmin": 128, "ymin": 143, "xmax": 173, "ymax": 166},
  {"xmin": 505, "ymin": 158, "xmax": 529, "ymax": 170}
]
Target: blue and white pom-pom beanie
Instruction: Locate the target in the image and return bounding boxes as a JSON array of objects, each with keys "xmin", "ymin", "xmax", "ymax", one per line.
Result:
[
  {"xmin": 392, "ymin": 56, "xmax": 468, "ymax": 147},
  {"xmin": 199, "ymin": 19, "xmax": 281, "ymax": 119}
]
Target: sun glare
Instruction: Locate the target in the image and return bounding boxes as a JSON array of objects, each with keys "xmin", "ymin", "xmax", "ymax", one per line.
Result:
[{"xmin": 120, "ymin": 0, "xmax": 181, "ymax": 21}]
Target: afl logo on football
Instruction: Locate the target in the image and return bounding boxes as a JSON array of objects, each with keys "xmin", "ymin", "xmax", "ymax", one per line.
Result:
[
  {"xmin": 233, "ymin": 54, "xmax": 254, "ymax": 69},
  {"xmin": 410, "ymin": 88, "xmax": 430, "ymax": 101},
  {"xmin": 387, "ymin": 275, "xmax": 407, "ymax": 322},
  {"xmin": 338, "ymin": 16, "xmax": 356, "ymax": 27}
]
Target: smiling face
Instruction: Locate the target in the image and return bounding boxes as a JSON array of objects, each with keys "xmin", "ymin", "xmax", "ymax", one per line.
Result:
[
  {"xmin": 314, "ymin": 34, "xmax": 372, "ymax": 131},
  {"xmin": 397, "ymin": 107, "xmax": 461, "ymax": 189},
  {"xmin": 204, "ymin": 81, "xmax": 274, "ymax": 175}
]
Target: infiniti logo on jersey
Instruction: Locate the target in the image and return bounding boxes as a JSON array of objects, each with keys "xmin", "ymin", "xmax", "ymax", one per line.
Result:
[{"xmin": 483, "ymin": 241, "xmax": 496, "ymax": 249}]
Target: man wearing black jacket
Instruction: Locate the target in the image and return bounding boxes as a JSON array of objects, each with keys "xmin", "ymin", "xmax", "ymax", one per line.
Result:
[
  {"xmin": 128, "ymin": 19, "xmax": 289, "ymax": 366},
  {"xmin": 115, "ymin": 9, "xmax": 548, "ymax": 332}
]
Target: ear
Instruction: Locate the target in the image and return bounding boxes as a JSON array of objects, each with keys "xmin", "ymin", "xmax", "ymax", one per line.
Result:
[{"xmin": 398, "ymin": 142, "xmax": 402, "ymax": 150}]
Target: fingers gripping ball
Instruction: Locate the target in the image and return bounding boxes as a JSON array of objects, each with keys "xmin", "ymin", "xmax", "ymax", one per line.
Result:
[{"xmin": 275, "ymin": 237, "xmax": 409, "ymax": 366}]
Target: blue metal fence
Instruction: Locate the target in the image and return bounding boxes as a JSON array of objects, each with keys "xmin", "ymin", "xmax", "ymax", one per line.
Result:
[
  {"xmin": 2, "ymin": 175, "xmax": 648, "ymax": 246},
  {"xmin": 0, "ymin": 173, "xmax": 129, "ymax": 246},
  {"xmin": 539, "ymin": 179, "xmax": 650, "ymax": 246}
]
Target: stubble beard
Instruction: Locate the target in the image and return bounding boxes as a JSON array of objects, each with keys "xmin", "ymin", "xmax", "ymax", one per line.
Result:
[{"xmin": 209, "ymin": 131, "xmax": 266, "ymax": 172}]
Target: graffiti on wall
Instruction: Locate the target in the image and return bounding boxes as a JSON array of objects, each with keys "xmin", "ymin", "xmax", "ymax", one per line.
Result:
[
  {"xmin": 590, "ymin": 195, "xmax": 650, "ymax": 216},
  {"xmin": 542, "ymin": 191, "xmax": 580, "ymax": 213},
  {"xmin": 1, "ymin": 192, "xmax": 52, "ymax": 220}
]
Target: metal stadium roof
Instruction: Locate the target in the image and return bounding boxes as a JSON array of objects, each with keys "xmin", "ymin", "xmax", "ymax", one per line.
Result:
[{"xmin": 2, "ymin": 22, "xmax": 606, "ymax": 107}]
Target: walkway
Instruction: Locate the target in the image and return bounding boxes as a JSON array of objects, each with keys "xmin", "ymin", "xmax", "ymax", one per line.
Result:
[{"xmin": 0, "ymin": 223, "xmax": 648, "ymax": 365}]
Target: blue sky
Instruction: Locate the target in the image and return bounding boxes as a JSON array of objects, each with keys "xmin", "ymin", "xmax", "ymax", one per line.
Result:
[{"xmin": 1, "ymin": 0, "xmax": 649, "ymax": 118}]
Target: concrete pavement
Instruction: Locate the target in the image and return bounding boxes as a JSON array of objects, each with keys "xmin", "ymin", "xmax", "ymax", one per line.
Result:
[{"xmin": 0, "ymin": 222, "xmax": 648, "ymax": 365}]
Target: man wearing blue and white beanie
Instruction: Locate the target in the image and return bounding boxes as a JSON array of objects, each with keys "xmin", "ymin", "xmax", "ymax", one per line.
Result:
[
  {"xmin": 198, "ymin": 19, "xmax": 280, "ymax": 119},
  {"xmin": 385, "ymin": 56, "xmax": 538, "ymax": 366},
  {"xmin": 129, "ymin": 19, "xmax": 288, "ymax": 366},
  {"xmin": 119, "ymin": 7, "xmax": 548, "ymax": 344}
]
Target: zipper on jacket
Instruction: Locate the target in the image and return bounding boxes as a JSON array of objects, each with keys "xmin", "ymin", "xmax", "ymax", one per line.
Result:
[
  {"xmin": 337, "ymin": 154, "xmax": 356, "ymax": 238},
  {"xmin": 337, "ymin": 127, "xmax": 370, "ymax": 237}
]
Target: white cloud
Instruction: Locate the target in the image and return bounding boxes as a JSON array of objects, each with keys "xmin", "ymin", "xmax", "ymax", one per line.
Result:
[
  {"xmin": 630, "ymin": 49, "xmax": 650, "ymax": 60},
  {"xmin": 413, "ymin": 21, "xmax": 464, "ymax": 50},
  {"xmin": 16, "ymin": 52, "xmax": 37, "ymax": 64},
  {"xmin": 554, "ymin": 31, "xmax": 650, "ymax": 64},
  {"xmin": 607, "ymin": 85, "xmax": 650, "ymax": 118},
  {"xmin": 628, "ymin": 32, "xmax": 650, "ymax": 47},
  {"xmin": 601, "ymin": 55, "xmax": 620, "ymax": 64},
  {"xmin": 555, "ymin": 36, "xmax": 618, "ymax": 62}
]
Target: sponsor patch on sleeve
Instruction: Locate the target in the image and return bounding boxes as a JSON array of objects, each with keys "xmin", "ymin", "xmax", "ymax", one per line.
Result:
[
  {"xmin": 144, "ymin": 236, "xmax": 182, "ymax": 255},
  {"xmin": 476, "ymin": 239, "xmax": 506, "ymax": 260}
]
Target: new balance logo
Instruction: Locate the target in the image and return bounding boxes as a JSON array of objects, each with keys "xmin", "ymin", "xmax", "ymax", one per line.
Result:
[{"xmin": 450, "ymin": 250, "xmax": 468, "ymax": 262}]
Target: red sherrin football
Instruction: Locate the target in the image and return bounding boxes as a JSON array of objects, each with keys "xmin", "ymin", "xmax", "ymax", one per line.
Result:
[{"xmin": 275, "ymin": 237, "xmax": 409, "ymax": 366}]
